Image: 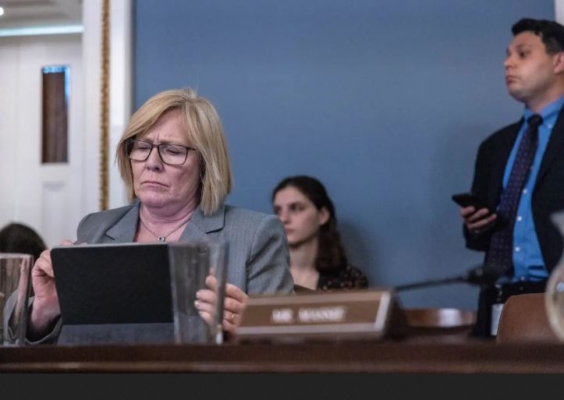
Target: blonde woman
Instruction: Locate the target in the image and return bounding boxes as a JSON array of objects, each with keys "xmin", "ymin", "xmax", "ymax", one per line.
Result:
[{"xmin": 27, "ymin": 88, "xmax": 294, "ymax": 343}]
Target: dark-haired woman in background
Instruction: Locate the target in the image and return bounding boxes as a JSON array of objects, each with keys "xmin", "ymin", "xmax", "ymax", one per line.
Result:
[{"xmin": 272, "ymin": 175, "xmax": 369, "ymax": 291}]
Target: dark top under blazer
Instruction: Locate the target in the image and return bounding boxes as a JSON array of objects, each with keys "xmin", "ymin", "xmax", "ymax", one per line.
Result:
[{"xmin": 464, "ymin": 106, "xmax": 564, "ymax": 273}]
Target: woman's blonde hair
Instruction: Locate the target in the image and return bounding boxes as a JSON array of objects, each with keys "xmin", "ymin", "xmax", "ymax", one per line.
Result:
[{"xmin": 116, "ymin": 88, "xmax": 233, "ymax": 215}]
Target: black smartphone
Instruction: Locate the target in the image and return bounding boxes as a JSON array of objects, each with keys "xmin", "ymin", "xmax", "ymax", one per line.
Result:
[{"xmin": 451, "ymin": 192, "xmax": 492, "ymax": 211}]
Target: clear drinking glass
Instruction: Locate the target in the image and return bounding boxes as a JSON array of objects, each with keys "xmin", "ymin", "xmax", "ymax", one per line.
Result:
[
  {"xmin": 0, "ymin": 253, "xmax": 33, "ymax": 346},
  {"xmin": 168, "ymin": 240, "xmax": 228, "ymax": 345},
  {"xmin": 545, "ymin": 212, "xmax": 564, "ymax": 341}
]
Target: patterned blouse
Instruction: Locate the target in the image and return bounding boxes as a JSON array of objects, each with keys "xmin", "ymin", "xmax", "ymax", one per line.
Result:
[{"xmin": 316, "ymin": 264, "xmax": 369, "ymax": 291}]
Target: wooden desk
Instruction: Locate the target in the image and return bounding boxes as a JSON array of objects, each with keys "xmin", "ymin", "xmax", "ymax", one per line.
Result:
[{"xmin": 1, "ymin": 339, "xmax": 563, "ymax": 373}]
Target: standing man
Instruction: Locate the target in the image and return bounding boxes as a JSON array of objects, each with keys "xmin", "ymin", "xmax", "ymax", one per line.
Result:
[{"xmin": 460, "ymin": 18, "xmax": 564, "ymax": 338}]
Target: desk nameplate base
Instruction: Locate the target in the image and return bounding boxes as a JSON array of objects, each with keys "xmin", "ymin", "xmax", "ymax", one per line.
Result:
[{"xmin": 237, "ymin": 289, "xmax": 405, "ymax": 342}]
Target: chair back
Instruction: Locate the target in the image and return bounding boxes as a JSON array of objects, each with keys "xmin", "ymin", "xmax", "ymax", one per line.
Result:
[
  {"xmin": 496, "ymin": 293, "xmax": 559, "ymax": 343},
  {"xmin": 403, "ymin": 307, "xmax": 476, "ymax": 343}
]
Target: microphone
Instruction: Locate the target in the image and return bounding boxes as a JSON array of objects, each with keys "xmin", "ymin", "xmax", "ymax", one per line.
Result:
[
  {"xmin": 394, "ymin": 264, "xmax": 501, "ymax": 292},
  {"xmin": 462, "ymin": 265, "xmax": 502, "ymax": 285}
]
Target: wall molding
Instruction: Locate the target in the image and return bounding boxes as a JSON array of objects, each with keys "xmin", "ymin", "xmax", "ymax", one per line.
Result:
[{"xmin": 82, "ymin": 0, "xmax": 131, "ymax": 215}]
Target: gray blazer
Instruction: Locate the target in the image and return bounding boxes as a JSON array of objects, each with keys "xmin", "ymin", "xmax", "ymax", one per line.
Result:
[
  {"xmin": 19, "ymin": 201, "xmax": 293, "ymax": 345},
  {"xmin": 76, "ymin": 201, "xmax": 294, "ymax": 295}
]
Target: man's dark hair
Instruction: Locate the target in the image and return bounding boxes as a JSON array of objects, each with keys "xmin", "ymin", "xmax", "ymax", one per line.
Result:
[
  {"xmin": 512, "ymin": 18, "xmax": 564, "ymax": 54},
  {"xmin": 0, "ymin": 222, "xmax": 47, "ymax": 260}
]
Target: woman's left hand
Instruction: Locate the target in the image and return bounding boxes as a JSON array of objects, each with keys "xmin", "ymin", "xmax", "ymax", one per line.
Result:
[{"xmin": 195, "ymin": 274, "xmax": 249, "ymax": 335}]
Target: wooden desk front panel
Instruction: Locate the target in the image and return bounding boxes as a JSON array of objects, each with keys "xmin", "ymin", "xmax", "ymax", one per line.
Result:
[{"xmin": 0, "ymin": 339, "xmax": 563, "ymax": 373}]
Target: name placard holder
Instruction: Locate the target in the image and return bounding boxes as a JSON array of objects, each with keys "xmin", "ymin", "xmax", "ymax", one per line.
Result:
[{"xmin": 237, "ymin": 288, "xmax": 407, "ymax": 343}]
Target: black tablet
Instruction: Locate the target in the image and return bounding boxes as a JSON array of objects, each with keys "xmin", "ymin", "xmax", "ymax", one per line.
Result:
[{"xmin": 50, "ymin": 242, "xmax": 212, "ymax": 345}]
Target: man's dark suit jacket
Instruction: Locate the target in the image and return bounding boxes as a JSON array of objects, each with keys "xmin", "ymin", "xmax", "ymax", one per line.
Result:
[{"xmin": 465, "ymin": 106, "xmax": 564, "ymax": 274}]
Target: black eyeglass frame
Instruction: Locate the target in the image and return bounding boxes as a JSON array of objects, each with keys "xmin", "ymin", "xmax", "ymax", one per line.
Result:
[{"xmin": 126, "ymin": 138, "xmax": 196, "ymax": 166}]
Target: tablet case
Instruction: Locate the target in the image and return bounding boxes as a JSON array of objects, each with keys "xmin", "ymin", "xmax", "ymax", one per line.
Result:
[{"xmin": 51, "ymin": 242, "xmax": 211, "ymax": 345}]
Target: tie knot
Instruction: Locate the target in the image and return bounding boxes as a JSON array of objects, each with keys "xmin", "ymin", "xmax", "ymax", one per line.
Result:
[{"xmin": 527, "ymin": 114, "xmax": 543, "ymax": 129}]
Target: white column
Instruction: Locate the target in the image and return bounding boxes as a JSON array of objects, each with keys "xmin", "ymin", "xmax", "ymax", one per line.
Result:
[
  {"xmin": 81, "ymin": 0, "xmax": 132, "ymax": 214},
  {"xmin": 81, "ymin": 0, "xmax": 102, "ymax": 215},
  {"xmin": 109, "ymin": 0, "xmax": 133, "ymax": 209}
]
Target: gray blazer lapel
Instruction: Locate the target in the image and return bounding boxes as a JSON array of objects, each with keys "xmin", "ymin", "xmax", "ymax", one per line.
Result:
[
  {"xmin": 105, "ymin": 202, "xmax": 140, "ymax": 243},
  {"xmin": 179, "ymin": 204, "xmax": 225, "ymax": 242},
  {"xmin": 102, "ymin": 201, "xmax": 225, "ymax": 243}
]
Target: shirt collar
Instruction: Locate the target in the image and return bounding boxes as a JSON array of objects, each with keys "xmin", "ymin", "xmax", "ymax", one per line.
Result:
[{"xmin": 523, "ymin": 95, "xmax": 564, "ymax": 129}]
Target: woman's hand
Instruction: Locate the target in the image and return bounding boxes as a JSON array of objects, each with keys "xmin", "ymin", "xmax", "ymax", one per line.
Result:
[
  {"xmin": 195, "ymin": 274, "xmax": 249, "ymax": 336},
  {"xmin": 28, "ymin": 239, "xmax": 73, "ymax": 336}
]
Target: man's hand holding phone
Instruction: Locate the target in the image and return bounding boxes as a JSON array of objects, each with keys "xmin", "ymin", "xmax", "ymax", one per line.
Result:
[
  {"xmin": 460, "ymin": 206, "xmax": 497, "ymax": 234},
  {"xmin": 452, "ymin": 192, "xmax": 498, "ymax": 234}
]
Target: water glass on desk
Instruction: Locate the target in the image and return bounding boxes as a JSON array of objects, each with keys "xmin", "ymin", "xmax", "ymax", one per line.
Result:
[
  {"xmin": 546, "ymin": 212, "xmax": 564, "ymax": 341},
  {"xmin": 168, "ymin": 240, "xmax": 228, "ymax": 345},
  {"xmin": 0, "ymin": 253, "xmax": 33, "ymax": 346}
]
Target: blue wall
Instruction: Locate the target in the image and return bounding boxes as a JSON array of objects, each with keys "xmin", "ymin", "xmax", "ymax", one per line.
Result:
[{"xmin": 134, "ymin": 0, "xmax": 555, "ymax": 309}]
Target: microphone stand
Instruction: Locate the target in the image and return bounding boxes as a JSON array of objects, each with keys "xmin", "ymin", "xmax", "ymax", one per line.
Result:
[
  {"xmin": 394, "ymin": 275, "xmax": 467, "ymax": 292},
  {"xmin": 393, "ymin": 265, "xmax": 501, "ymax": 292}
]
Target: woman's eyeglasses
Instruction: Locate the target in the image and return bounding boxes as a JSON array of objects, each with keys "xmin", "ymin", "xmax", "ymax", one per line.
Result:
[{"xmin": 126, "ymin": 139, "xmax": 195, "ymax": 166}]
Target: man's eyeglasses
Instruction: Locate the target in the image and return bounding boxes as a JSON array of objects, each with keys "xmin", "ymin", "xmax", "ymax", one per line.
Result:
[{"xmin": 126, "ymin": 139, "xmax": 195, "ymax": 166}]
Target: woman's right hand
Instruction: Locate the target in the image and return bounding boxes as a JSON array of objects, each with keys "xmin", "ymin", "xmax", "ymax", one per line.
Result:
[{"xmin": 29, "ymin": 239, "xmax": 73, "ymax": 335}]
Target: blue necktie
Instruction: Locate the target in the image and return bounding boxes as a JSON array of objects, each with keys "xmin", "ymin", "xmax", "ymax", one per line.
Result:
[{"xmin": 485, "ymin": 114, "xmax": 543, "ymax": 276}]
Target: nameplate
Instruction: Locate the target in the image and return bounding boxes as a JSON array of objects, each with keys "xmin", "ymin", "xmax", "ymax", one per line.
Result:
[{"xmin": 237, "ymin": 289, "xmax": 405, "ymax": 342}]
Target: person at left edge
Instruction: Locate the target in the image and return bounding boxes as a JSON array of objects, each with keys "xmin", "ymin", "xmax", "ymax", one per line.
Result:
[
  {"xmin": 0, "ymin": 222, "xmax": 47, "ymax": 261},
  {"xmin": 26, "ymin": 87, "xmax": 295, "ymax": 344}
]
